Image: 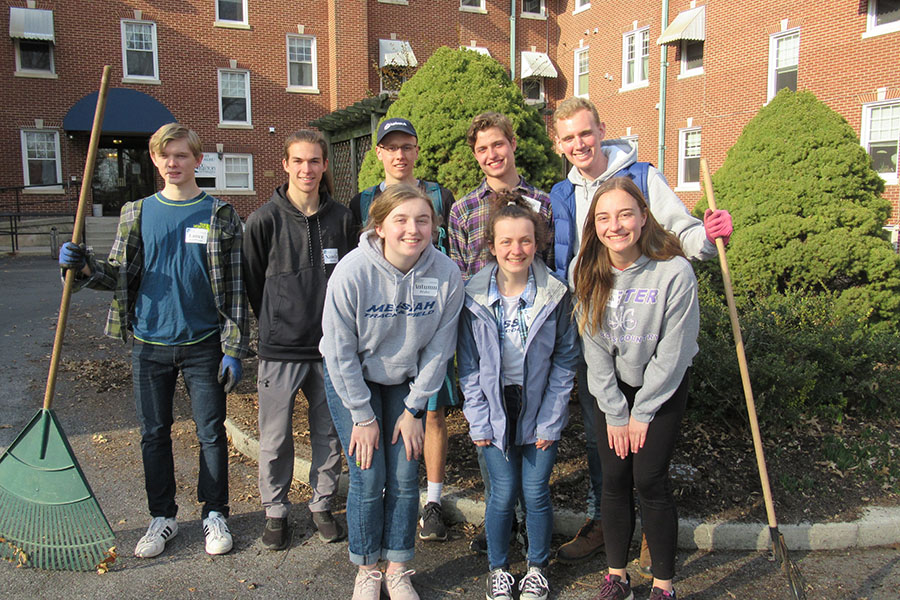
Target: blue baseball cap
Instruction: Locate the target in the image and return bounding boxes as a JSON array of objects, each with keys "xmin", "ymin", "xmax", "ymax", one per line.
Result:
[{"xmin": 376, "ymin": 118, "xmax": 418, "ymax": 144}]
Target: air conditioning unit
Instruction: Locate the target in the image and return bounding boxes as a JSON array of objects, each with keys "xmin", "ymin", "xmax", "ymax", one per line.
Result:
[{"xmin": 885, "ymin": 225, "xmax": 899, "ymax": 253}]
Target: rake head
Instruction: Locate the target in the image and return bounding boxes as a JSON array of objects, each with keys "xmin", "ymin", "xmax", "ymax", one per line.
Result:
[{"xmin": 771, "ymin": 528, "xmax": 807, "ymax": 600}]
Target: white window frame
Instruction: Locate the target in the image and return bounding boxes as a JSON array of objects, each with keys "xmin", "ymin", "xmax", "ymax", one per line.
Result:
[
  {"xmin": 522, "ymin": 77, "xmax": 544, "ymax": 104},
  {"xmin": 677, "ymin": 127, "xmax": 701, "ymax": 191},
  {"xmin": 574, "ymin": 46, "xmax": 589, "ymax": 98},
  {"xmin": 679, "ymin": 39, "xmax": 704, "ymax": 78},
  {"xmin": 573, "ymin": 0, "xmax": 591, "ymax": 16},
  {"xmin": 621, "ymin": 27, "xmax": 650, "ymax": 91},
  {"xmin": 120, "ymin": 19, "xmax": 159, "ymax": 83},
  {"xmin": 521, "ymin": 0, "xmax": 546, "ymax": 18},
  {"xmin": 861, "ymin": 100, "xmax": 900, "ymax": 185},
  {"xmin": 864, "ymin": 0, "xmax": 900, "ymax": 38},
  {"xmin": 767, "ymin": 29, "xmax": 800, "ymax": 102},
  {"xmin": 196, "ymin": 152, "xmax": 254, "ymax": 192},
  {"xmin": 286, "ymin": 34, "xmax": 318, "ymax": 93},
  {"xmin": 14, "ymin": 39, "xmax": 55, "ymax": 77},
  {"xmin": 460, "ymin": 0, "xmax": 487, "ymax": 13},
  {"xmin": 215, "ymin": 0, "xmax": 249, "ymax": 28},
  {"xmin": 217, "ymin": 69, "xmax": 252, "ymax": 127},
  {"xmin": 20, "ymin": 129, "xmax": 62, "ymax": 190}
]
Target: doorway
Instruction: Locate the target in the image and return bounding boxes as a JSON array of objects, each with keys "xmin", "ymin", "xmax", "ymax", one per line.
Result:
[{"xmin": 92, "ymin": 137, "xmax": 155, "ymax": 216}]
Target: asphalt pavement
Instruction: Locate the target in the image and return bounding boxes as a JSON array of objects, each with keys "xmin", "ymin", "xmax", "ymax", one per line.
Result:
[{"xmin": 0, "ymin": 255, "xmax": 897, "ymax": 600}]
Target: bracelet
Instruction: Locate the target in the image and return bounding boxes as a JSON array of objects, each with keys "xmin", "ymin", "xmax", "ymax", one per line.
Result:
[{"xmin": 355, "ymin": 416, "xmax": 377, "ymax": 427}]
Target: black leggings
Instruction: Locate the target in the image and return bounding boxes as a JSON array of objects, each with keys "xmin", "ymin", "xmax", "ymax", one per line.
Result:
[{"xmin": 595, "ymin": 370, "xmax": 689, "ymax": 581}]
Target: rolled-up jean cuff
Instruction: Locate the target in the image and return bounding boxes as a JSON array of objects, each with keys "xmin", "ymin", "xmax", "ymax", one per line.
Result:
[
  {"xmin": 349, "ymin": 549, "xmax": 383, "ymax": 566},
  {"xmin": 382, "ymin": 547, "xmax": 415, "ymax": 564}
]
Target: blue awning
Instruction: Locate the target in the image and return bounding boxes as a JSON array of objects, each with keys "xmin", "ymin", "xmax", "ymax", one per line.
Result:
[{"xmin": 63, "ymin": 88, "xmax": 176, "ymax": 134}]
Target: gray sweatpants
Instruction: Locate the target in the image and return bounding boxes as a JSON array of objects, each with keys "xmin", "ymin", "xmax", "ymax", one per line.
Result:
[{"xmin": 257, "ymin": 359, "xmax": 342, "ymax": 517}]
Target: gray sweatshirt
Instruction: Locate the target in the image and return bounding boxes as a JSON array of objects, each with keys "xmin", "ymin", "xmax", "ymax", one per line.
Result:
[
  {"xmin": 581, "ymin": 254, "xmax": 699, "ymax": 426},
  {"xmin": 319, "ymin": 231, "xmax": 464, "ymax": 424}
]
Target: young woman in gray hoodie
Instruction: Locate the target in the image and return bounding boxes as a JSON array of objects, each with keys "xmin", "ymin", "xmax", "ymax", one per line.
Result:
[
  {"xmin": 320, "ymin": 184, "xmax": 464, "ymax": 600},
  {"xmin": 572, "ymin": 177, "xmax": 699, "ymax": 600}
]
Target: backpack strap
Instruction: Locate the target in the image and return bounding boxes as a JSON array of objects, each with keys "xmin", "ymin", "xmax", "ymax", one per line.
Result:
[
  {"xmin": 359, "ymin": 185, "xmax": 379, "ymax": 225},
  {"xmin": 422, "ymin": 181, "xmax": 449, "ymax": 256}
]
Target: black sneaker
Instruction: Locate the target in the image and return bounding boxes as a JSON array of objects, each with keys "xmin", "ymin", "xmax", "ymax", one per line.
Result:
[
  {"xmin": 518, "ymin": 565, "xmax": 550, "ymax": 600},
  {"xmin": 485, "ymin": 567, "xmax": 515, "ymax": 600},
  {"xmin": 312, "ymin": 510, "xmax": 346, "ymax": 543},
  {"xmin": 595, "ymin": 574, "xmax": 633, "ymax": 600},
  {"xmin": 418, "ymin": 502, "xmax": 448, "ymax": 541},
  {"xmin": 261, "ymin": 517, "xmax": 290, "ymax": 551},
  {"xmin": 470, "ymin": 528, "xmax": 488, "ymax": 554}
]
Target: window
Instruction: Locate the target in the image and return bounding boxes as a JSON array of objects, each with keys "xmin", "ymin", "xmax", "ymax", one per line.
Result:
[
  {"xmin": 380, "ymin": 66, "xmax": 411, "ymax": 95},
  {"xmin": 216, "ymin": 0, "xmax": 247, "ymax": 26},
  {"xmin": 680, "ymin": 39, "xmax": 703, "ymax": 77},
  {"xmin": 678, "ymin": 128, "xmax": 701, "ymax": 190},
  {"xmin": 20, "ymin": 130, "xmax": 61, "ymax": 188},
  {"xmin": 15, "ymin": 40, "xmax": 54, "ymax": 75},
  {"xmin": 768, "ymin": 30, "xmax": 799, "ymax": 101},
  {"xmin": 218, "ymin": 69, "xmax": 251, "ymax": 126},
  {"xmin": 574, "ymin": 0, "xmax": 590, "ymax": 15},
  {"xmin": 865, "ymin": 0, "xmax": 900, "ymax": 37},
  {"xmin": 862, "ymin": 101, "xmax": 900, "ymax": 184},
  {"xmin": 287, "ymin": 35, "xmax": 317, "ymax": 91},
  {"xmin": 196, "ymin": 153, "xmax": 254, "ymax": 191},
  {"xmin": 622, "ymin": 27, "xmax": 650, "ymax": 90},
  {"xmin": 523, "ymin": 78, "xmax": 543, "ymax": 103},
  {"xmin": 460, "ymin": 0, "xmax": 486, "ymax": 12},
  {"xmin": 522, "ymin": 0, "xmax": 545, "ymax": 17},
  {"xmin": 574, "ymin": 47, "xmax": 589, "ymax": 98},
  {"xmin": 121, "ymin": 20, "xmax": 158, "ymax": 81}
]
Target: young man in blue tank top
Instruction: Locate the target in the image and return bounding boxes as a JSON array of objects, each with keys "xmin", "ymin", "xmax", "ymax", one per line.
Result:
[{"xmin": 59, "ymin": 123, "xmax": 249, "ymax": 560}]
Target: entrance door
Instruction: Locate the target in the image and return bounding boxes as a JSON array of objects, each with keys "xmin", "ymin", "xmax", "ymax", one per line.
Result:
[{"xmin": 92, "ymin": 137, "xmax": 155, "ymax": 216}]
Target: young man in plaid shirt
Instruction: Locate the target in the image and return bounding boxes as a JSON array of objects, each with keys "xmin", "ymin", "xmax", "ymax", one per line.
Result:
[{"xmin": 59, "ymin": 123, "xmax": 250, "ymax": 559}]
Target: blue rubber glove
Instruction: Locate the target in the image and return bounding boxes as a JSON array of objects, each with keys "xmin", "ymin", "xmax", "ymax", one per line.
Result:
[
  {"xmin": 218, "ymin": 355, "xmax": 242, "ymax": 393},
  {"xmin": 59, "ymin": 242, "xmax": 87, "ymax": 271}
]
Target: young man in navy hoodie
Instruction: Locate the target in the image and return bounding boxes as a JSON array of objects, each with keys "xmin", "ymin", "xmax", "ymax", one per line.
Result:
[{"xmin": 243, "ymin": 130, "xmax": 356, "ymax": 550}]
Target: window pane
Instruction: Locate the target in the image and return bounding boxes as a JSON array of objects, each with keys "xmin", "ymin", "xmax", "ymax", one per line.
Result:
[
  {"xmin": 685, "ymin": 41, "xmax": 703, "ymax": 70},
  {"xmin": 25, "ymin": 132, "xmax": 58, "ymax": 185},
  {"xmin": 19, "ymin": 41, "xmax": 51, "ymax": 71},
  {"xmin": 222, "ymin": 98, "xmax": 247, "ymax": 121},
  {"xmin": 523, "ymin": 0, "xmax": 541, "ymax": 13},
  {"xmin": 869, "ymin": 104, "xmax": 900, "ymax": 142},
  {"xmin": 290, "ymin": 63, "xmax": 312, "ymax": 87},
  {"xmin": 224, "ymin": 156, "xmax": 250, "ymax": 189},
  {"xmin": 461, "ymin": 0, "xmax": 481, "ymax": 7},
  {"xmin": 775, "ymin": 68, "xmax": 797, "ymax": 93},
  {"xmin": 684, "ymin": 157, "xmax": 700, "ymax": 183},
  {"xmin": 869, "ymin": 141, "xmax": 898, "ymax": 173},
  {"xmin": 876, "ymin": 0, "xmax": 900, "ymax": 26},
  {"xmin": 221, "ymin": 72, "xmax": 247, "ymax": 97},
  {"xmin": 126, "ymin": 50, "xmax": 154, "ymax": 76},
  {"xmin": 523, "ymin": 78, "xmax": 541, "ymax": 100},
  {"xmin": 218, "ymin": 0, "xmax": 243, "ymax": 21},
  {"xmin": 196, "ymin": 176, "xmax": 216, "ymax": 188},
  {"xmin": 776, "ymin": 33, "xmax": 799, "ymax": 69},
  {"xmin": 125, "ymin": 23, "xmax": 153, "ymax": 51}
]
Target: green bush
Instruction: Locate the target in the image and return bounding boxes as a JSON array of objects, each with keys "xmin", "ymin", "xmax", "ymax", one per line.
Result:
[
  {"xmin": 694, "ymin": 89, "xmax": 900, "ymax": 328},
  {"xmin": 690, "ymin": 266, "xmax": 900, "ymax": 430},
  {"xmin": 358, "ymin": 47, "xmax": 560, "ymax": 195}
]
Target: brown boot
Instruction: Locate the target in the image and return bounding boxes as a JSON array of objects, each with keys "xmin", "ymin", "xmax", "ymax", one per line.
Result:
[
  {"xmin": 556, "ymin": 518, "xmax": 604, "ymax": 564},
  {"xmin": 638, "ymin": 532, "xmax": 653, "ymax": 579}
]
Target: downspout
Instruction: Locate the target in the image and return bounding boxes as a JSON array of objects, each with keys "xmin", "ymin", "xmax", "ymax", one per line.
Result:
[
  {"xmin": 509, "ymin": 0, "xmax": 516, "ymax": 80},
  {"xmin": 657, "ymin": 0, "xmax": 669, "ymax": 173}
]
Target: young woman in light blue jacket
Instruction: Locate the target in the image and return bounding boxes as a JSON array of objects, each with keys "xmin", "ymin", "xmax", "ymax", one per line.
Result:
[{"xmin": 457, "ymin": 192, "xmax": 579, "ymax": 600}]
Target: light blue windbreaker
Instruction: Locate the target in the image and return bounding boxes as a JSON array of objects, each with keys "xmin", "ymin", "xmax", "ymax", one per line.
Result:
[{"xmin": 457, "ymin": 259, "xmax": 578, "ymax": 453}]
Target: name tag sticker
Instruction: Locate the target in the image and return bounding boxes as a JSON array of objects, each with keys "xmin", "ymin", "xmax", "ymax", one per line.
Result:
[
  {"xmin": 185, "ymin": 227, "xmax": 209, "ymax": 244},
  {"xmin": 414, "ymin": 277, "xmax": 439, "ymax": 297},
  {"xmin": 323, "ymin": 248, "xmax": 339, "ymax": 264},
  {"xmin": 522, "ymin": 195, "xmax": 542, "ymax": 214}
]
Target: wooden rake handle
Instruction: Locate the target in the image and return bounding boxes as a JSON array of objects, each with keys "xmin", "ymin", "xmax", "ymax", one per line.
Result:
[
  {"xmin": 43, "ymin": 66, "xmax": 112, "ymax": 411},
  {"xmin": 699, "ymin": 158, "xmax": 780, "ymax": 531}
]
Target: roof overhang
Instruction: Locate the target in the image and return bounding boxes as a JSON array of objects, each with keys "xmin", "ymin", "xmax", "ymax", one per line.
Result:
[
  {"xmin": 63, "ymin": 88, "xmax": 176, "ymax": 134},
  {"xmin": 9, "ymin": 7, "xmax": 54, "ymax": 42},
  {"xmin": 657, "ymin": 5, "xmax": 705, "ymax": 45},
  {"xmin": 520, "ymin": 51, "xmax": 558, "ymax": 78},
  {"xmin": 379, "ymin": 40, "xmax": 417, "ymax": 68}
]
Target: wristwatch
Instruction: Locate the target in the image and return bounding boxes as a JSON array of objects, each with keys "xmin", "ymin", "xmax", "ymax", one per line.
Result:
[{"xmin": 405, "ymin": 406, "xmax": 426, "ymax": 419}]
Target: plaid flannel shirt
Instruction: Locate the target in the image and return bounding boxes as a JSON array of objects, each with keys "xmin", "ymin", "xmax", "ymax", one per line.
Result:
[
  {"xmin": 77, "ymin": 194, "xmax": 250, "ymax": 358},
  {"xmin": 449, "ymin": 176, "xmax": 553, "ymax": 281}
]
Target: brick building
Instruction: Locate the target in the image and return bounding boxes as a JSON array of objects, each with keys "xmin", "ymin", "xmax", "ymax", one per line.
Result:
[{"xmin": 2, "ymin": 0, "xmax": 898, "ymax": 243}]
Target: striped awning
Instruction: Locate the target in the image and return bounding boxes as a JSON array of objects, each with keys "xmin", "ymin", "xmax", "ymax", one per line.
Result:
[
  {"xmin": 379, "ymin": 40, "xmax": 417, "ymax": 68},
  {"xmin": 520, "ymin": 51, "xmax": 558, "ymax": 78},
  {"xmin": 9, "ymin": 7, "xmax": 54, "ymax": 42},
  {"xmin": 657, "ymin": 5, "xmax": 705, "ymax": 45}
]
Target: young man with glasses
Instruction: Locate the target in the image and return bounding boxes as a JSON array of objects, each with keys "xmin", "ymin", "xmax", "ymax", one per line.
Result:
[{"xmin": 350, "ymin": 117, "xmax": 457, "ymax": 542}]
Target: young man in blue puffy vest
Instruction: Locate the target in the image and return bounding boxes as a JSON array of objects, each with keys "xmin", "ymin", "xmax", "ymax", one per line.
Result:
[
  {"xmin": 550, "ymin": 97, "xmax": 733, "ymax": 571},
  {"xmin": 349, "ymin": 117, "xmax": 457, "ymax": 542}
]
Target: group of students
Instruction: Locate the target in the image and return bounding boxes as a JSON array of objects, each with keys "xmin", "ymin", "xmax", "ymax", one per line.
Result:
[{"xmin": 59, "ymin": 96, "xmax": 733, "ymax": 600}]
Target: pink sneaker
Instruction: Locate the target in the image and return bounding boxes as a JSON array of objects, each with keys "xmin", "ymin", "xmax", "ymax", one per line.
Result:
[
  {"xmin": 383, "ymin": 568, "xmax": 420, "ymax": 599},
  {"xmin": 352, "ymin": 568, "xmax": 383, "ymax": 600}
]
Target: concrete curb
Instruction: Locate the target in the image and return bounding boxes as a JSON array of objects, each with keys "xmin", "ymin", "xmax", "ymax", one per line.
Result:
[{"xmin": 225, "ymin": 417, "xmax": 900, "ymax": 551}]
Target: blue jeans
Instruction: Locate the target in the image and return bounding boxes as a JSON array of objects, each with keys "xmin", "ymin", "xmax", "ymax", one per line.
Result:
[
  {"xmin": 131, "ymin": 337, "xmax": 228, "ymax": 519},
  {"xmin": 481, "ymin": 442, "xmax": 557, "ymax": 570},
  {"xmin": 324, "ymin": 367, "xmax": 420, "ymax": 566},
  {"xmin": 576, "ymin": 354, "xmax": 604, "ymax": 519}
]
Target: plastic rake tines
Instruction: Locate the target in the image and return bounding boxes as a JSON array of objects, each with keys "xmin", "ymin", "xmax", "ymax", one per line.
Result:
[{"xmin": 0, "ymin": 409, "xmax": 115, "ymax": 571}]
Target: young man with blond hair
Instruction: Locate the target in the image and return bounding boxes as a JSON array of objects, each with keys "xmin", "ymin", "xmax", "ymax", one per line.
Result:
[
  {"xmin": 59, "ymin": 123, "xmax": 249, "ymax": 558},
  {"xmin": 551, "ymin": 97, "xmax": 732, "ymax": 573}
]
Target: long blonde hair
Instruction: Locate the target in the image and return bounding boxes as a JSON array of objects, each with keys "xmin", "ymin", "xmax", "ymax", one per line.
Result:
[{"xmin": 572, "ymin": 177, "xmax": 685, "ymax": 334}]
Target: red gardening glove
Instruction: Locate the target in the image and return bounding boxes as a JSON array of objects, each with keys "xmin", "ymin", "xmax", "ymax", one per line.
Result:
[{"xmin": 704, "ymin": 209, "xmax": 733, "ymax": 245}]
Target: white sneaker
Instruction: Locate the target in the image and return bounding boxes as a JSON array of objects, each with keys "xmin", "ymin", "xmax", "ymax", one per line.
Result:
[
  {"xmin": 202, "ymin": 511, "xmax": 233, "ymax": 555},
  {"xmin": 134, "ymin": 516, "xmax": 178, "ymax": 558}
]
